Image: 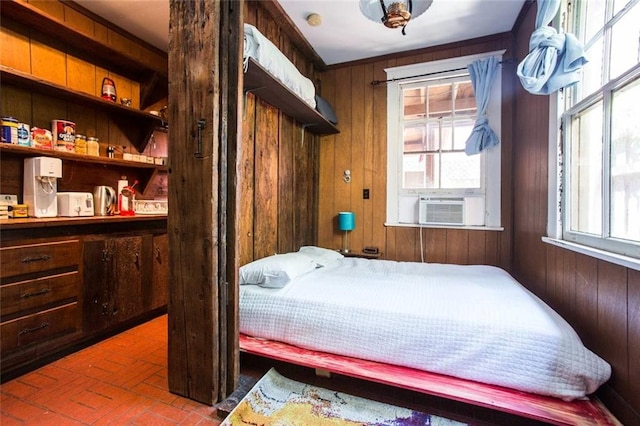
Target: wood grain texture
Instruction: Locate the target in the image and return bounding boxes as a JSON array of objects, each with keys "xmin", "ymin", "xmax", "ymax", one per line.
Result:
[
  {"xmin": 510, "ymin": 4, "xmax": 639, "ymax": 424},
  {"xmin": 238, "ymin": 1, "xmax": 320, "ymax": 260},
  {"xmin": 316, "ymin": 35, "xmax": 513, "ymax": 263},
  {"xmin": 167, "ymin": 0, "xmax": 221, "ymax": 404},
  {"xmin": 240, "ymin": 334, "xmax": 621, "ymax": 426}
]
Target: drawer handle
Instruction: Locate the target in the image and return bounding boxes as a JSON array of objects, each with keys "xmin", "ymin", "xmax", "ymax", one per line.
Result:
[
  {"xmin": 19, "ymin": 322, "xmax": 49, "ymax": 335},
  {"xmin": 134, "ymin": 252, "xmax": 140, "ymax": 269},
  {"xmin": 155, "ymin": 248, "xmax": 162, "ymax": 262},
  {"xmin": 22, "ymin": 254, "xmax": 51, "ymax": 263},
  {"xmin": 21, "ymin": 288, "xmax": 51, "ymax": 299}
]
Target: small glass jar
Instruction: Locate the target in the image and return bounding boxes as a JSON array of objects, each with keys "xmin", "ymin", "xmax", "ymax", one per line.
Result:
[
  {"xmin": 87, "ymin": 137, "xmax": 100, "ymax": 156},
  {"xmin": 74, "ymin": 134, "xmax": 87, "ymax": 154}
]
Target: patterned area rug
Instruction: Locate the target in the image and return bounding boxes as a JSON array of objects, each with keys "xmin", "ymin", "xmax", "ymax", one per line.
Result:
[{"xmin": 221, "ymin": 368, "xmax": 467, "ymax": 425}]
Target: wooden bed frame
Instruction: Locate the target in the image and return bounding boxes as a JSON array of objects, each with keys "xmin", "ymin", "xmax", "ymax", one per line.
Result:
[{"xmin": 240, "ymin": 334, "xmax": 620, "ymax": 426}]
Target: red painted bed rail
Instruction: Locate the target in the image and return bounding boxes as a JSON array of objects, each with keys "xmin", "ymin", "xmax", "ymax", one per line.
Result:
[{"xmin": 239, "ymin": 334, "xmax": 620, "ymax": 426}]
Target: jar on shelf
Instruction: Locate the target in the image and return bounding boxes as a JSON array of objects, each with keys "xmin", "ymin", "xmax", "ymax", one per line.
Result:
[
  {"xmin": 87, "ymin": 137, "xmax": 100, "ymax": 156},
  {"xmin": 74, "ymin": 134, "xmax": 87, "ymax": 154}
]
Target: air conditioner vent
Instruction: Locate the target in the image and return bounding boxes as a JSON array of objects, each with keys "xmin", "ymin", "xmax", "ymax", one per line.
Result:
[{"xmin": 418, "ymin": 197, "xmax": 464, "ymax": 225}]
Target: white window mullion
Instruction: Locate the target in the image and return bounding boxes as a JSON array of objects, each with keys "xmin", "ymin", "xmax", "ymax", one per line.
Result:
[{"xmin": 601, "ymin": 90, "xmax": 612, "ymax": 240}]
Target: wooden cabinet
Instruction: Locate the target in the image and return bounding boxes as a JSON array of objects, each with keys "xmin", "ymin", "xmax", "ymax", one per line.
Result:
[
  {"xmin": 83, "ymin": 234, "xmax": 144, "ymax": 335},
  {"xmin": 83, "ymin": 230, "xmax": 167, "ymax": 336},
  {"xmin": 0, "ymin": 219, "xmax": 167, "ymax": 380},
  {"xmin": 0, "ymin": 239, "xmax": 82, "ymax": 376}
]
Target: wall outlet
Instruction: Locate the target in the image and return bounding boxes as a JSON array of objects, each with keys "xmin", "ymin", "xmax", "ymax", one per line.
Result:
[{"xmin": 363, "ymin": 188, "xmax": 370, "ymax": 199}]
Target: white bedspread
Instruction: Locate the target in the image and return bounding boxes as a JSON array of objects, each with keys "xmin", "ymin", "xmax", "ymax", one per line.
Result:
[
  {"xmin": 240, "ymin": 258, "xmax": 611, "ymax": 400},
  {"xmin": 244, "ymin": 24, "xmax": 316, "ymax": 108}
]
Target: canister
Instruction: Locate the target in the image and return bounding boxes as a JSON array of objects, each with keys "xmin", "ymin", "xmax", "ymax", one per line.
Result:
[
  {"xmin": 74, "ymin": 134, "xmax": 87, "ymax": 154},
  {"xmin": 1, "ymin": 116, "xmax": 19, "ymax": 144},
  {"xmin": 87, "ymin": 137, "xmax": 100, "ymax": 156},
  {"xmin": 17, "ymin": 123, "xmax": 31, "ymax": 146},
  {"xmin": 31, "ymin": 127, "xmax": 53, "ymax": 150},
  {"xmin": 12, "ymin": 204, "xmax": 28, "ymax": 218},
  {"xmin": 51, "ymin": 119, "xmax": 76, "ymax": 151}
]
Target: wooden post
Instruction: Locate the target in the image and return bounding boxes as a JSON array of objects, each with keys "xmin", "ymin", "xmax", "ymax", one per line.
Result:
[{"xmin": 167, "ymin": 0, "xmax": 242, "ymax": 404}]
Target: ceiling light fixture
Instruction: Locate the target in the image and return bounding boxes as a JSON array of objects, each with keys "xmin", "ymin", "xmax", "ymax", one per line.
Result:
[
  {"xmin": 306, "ymin": 13, "xmax": 322, "ymax": 27},
  {"xmin": 359, "ymin": 0, "xmax": 433, "ymax": 35}
]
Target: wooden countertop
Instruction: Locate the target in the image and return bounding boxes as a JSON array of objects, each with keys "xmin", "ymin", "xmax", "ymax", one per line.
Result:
[{"xmin": 0, "ymin": 214, "xmax": 167, "ymax": 230}]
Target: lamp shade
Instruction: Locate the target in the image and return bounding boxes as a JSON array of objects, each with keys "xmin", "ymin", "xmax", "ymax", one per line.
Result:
[
  {"xmin": 338, "ymin": 212, "xmax": 355, "ymax": 231},
  {"xmin": 359, "ymin": 0, "xmax": 433, "ymax": 25}
]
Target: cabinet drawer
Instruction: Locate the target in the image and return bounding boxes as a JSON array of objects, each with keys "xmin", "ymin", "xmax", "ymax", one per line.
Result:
[
  {"xmin": 1, "ymin": 302, "xmax": 79, "ymax": 352},
  {"xmin": 0, "ymin": 240, "xmax": 80, "ymax": 279},
  {"xmin": 1, "ymin": 272, "xmax": 79, "ymax": 318}
]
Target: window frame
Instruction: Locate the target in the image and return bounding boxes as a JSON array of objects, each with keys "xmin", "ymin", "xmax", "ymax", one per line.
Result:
[
  {"xmin": 385, "ymin": 51, "xmax": 504, "ymax": 228},
  {"xmin": 546, "ymin": 0, "xmax": 640, "ymax": 268}
]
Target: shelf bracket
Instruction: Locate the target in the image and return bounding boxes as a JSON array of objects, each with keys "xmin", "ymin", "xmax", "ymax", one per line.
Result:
[
  {"xmin": 300, "ymin": 123, "xmax": 315, "ymax": 147},
  {"xmin": 243, "ymin": 86, "xmax": 266, "ymax": 119}
]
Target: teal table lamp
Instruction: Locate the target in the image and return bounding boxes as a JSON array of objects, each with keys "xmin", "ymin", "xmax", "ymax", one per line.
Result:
[{"xmin": 338, "ymin": 212, "xmax": 355, "ymax": 253}]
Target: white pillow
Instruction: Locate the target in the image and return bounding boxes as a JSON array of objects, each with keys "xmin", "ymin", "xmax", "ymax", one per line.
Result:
[
  {"xmin": 239, "ymin": 253, "xmax": 318, "ymax": 288},
  {"xmin": 298, "ymin": 246, "xmax": 343, "ymax": 267}
]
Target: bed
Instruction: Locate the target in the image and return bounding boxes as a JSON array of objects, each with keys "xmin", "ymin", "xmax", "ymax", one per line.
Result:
[
  {"xmin": 243, "ymin": 23, "xmax": 316, "ymax": 108},
  {"xmin": 238, "ymin": 247, "xmax": 618, "ymax": 425}
]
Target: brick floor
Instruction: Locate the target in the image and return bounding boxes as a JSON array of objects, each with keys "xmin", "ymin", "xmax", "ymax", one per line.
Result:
[{"xmin": 0, "ymin": 315, "xmax": 221, "ymax": 425}]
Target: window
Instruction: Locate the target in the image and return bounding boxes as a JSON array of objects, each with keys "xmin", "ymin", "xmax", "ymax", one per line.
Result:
[
  {"xmin": 386, "ymin": 52, "xmax": 503, "ymax": 227},
  {"xmin": 552, "ymin": 0, "xmax": 640, "ymax": 260}
]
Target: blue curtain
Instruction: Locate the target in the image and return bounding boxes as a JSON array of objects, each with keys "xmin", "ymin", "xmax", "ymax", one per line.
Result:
[
  {"xmin": 517, "ymin": 0, "xmax": 587, "ymax": 95},
  {"xmin": 465, "ymin": 56, "xmax": 500, "ymax": 155}
]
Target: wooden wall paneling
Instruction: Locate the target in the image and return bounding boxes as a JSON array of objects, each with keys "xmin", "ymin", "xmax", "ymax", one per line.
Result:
[
  {"xmin": 28, "ymin": 0, "xmax": 65, "ymax": 19},
  {"xmin": 31, "ymin": 93, "xmax": 66, "ymax": 129},
  {"xmin": 350, "ymin": 64, "xmax": 366, "ymax": 253},
  {"xmin": 484, "ymin": 230, "xmax": 500, "ymax": 266},
  {"xmin": 361, "ymin": 62, "xmax": 375, "ymax": 249},
  {"xmin": 253, "ymin": 99, "xmax": 280, "ymax": 258},
  {"xmin": 424, "ymin": 227, "xmax": 447, "ymax": 263},
  {"xmin": 1, "ymin": 86, "xmax": 32, "ymax": 126},
  {"xmin": 445, "ymin": 229, "xmax": 469, "ymax": 265},
  {"xmin": 0, "ymin": 19, "xmax": 31, "ymax": 73},
  {"xmin": 499, "ymin": 55, "xmax": 516, "ymax": 271},
  {"xmin": 294, "ymin": 132, "xmax": 316, "ymax": 250},
  {"xmin": 467, "ymin": 230, "xmax": 487, "ymax": 265},
  {"xmin": 333, "ymin": 66, "xmax": 353, "ymax": 249},
  {"xmin": 93, "ymin": 21, "xmax": 109, "ymax": 46},
  {"xmin": 65, "ymin": 54, "xmax": 96, "ymax": 96},
  {"xmin": 317, "ymin": 69, "xmax": 337, "ymax": 248},
  {"xmin": 239, "ymin": 92, "xmax": 256, "ymax": 266},
  {"xmin": 277, "ymin": 37, "xmax": 295, "ymax": 253},
  {"xmin": 559, "ymin": 249, "xmax": 577, "ymax": 326},
  {"xmin": 62, "ymin": 4, "xmax": 95, "ymax": 36},
  {"xmin": 29, "ymin": 30, "xmax": 66, "ymax": 85},
  {"xmin": 277, "ymin": 113, "xmax": 295, "ymax": 253},
  {"xmin": 573, "ymin": 254, "xmax": 599, "ymax": 348},
  {"xmin": 0, "ymin": 156, "xmax": 22, "ymax": 196},
  {"xmin": 394, "ymin": 226, "xmax": 419, "ymax": 261},
  {"xmin": 628, "ymin": 269, "xmax": 640, "ymax": 411},
  {"xmin": 371, "ymin": 60, "xmax": 388, "ymax": 253},
  {"xmin": 545, "ymin": 245, "xmax": 564, "ymax": 314},
  {"xmin": 596, "ymin": 262, "xmax": 628, "ymax": 396}
]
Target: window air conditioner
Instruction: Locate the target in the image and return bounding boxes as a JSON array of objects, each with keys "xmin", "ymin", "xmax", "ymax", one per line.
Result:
[{"xmin": 418, "ymin": 197, "xmax": 465, "ymax": 226}]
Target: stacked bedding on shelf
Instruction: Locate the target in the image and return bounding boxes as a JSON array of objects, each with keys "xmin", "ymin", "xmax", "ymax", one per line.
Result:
[
  {"xmin": 239, "ymin": 247, "xmax": 611, "ymax": 401},
  {"xmin": 243, "ymin": 23, "xmax": 316, "ymax": 108}
]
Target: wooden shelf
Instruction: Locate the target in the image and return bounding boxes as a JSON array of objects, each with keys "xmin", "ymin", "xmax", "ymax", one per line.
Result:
[
  {"xmin": 1, "ymin": 0, "xmax": 167, "ymax": 109},
  {"xmin": 0, "ymin": 144, "xmax": 165, "ymax": 195},
  {"xmin": 244, "ymin": 58, "xmax": 339, "ymax": 135},
  {"xmin": 1, "ymin": 66, "xmax": 163, "ymax": 152}
]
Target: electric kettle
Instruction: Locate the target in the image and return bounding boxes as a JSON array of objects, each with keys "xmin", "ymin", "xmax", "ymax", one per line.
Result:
[{"xmin": 92, "ymin": 186, "xmax": 116, "ymax": 216}]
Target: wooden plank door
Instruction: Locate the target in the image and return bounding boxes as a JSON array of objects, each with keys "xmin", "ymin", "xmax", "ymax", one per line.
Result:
[{"xmin": 167, "ymin": 0, "xmax": 242, "ymax": 404}]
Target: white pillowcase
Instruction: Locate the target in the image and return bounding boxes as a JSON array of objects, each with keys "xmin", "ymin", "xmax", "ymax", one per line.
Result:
[
  {"xmin": 298, "ymin": 246, "xmax": 343, "ymax": 267},
  {"xmin": 239, "ymin": 253, "xmax": 318, "ymax": 288}
]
